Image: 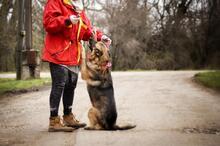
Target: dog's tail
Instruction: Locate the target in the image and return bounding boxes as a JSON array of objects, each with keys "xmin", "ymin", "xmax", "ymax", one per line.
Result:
[
  {"xmin": 84, "ymin": 124, "xmax": 136, "ymax": 131},
  {"xmin": 114, "ymin": 124, "xmax": 136, "ymax": 130}
]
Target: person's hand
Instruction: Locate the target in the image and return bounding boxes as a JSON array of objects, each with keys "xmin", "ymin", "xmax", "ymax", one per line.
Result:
[
  {"xmin": 69, "ymin": 15, "xmax": 80, "ymax": 24},
  {"xmin": 101, "ymin": 35, "xmax": 112, "ymax": 47}
]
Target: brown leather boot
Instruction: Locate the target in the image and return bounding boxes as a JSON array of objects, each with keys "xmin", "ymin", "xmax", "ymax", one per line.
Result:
[
  {"xmin": 63, "ymin": 113, "xmax": 86, "ymax": 128},
  {"xmin": 48, "ymin": 116, "xmax": 75, "ymax": 132}
]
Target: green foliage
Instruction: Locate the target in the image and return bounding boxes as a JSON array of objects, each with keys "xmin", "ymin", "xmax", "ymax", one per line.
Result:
[
  {"xmin": 194, "ymin": 71, "xmax": 220, "ymax": 90},
  {"xmin": 0, "ymin": 78, "xmax": 51, "ymax": 95}
]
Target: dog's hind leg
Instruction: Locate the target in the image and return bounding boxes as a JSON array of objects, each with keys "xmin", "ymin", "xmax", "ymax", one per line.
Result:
[{"xmin": 85, "ymin": 107, "xmax": 103, "ymax": 130}]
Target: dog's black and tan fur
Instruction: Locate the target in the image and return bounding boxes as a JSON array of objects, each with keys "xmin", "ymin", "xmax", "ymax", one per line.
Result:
[{"xmin": 81, "ymin": 41, "xmax": 136, "ymax": 130}]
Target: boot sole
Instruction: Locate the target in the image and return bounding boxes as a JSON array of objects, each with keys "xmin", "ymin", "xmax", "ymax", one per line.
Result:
[
  {"xmin": 63, "ymin": 122, "xmax": 87, "ymax": 128},
  {"xmin": 48, "ymin": 128, "xmax": 75, "ymax": 132},
  {"xmin": 66, "ymin": 124, "xmax": 86, "ymax": 128}
]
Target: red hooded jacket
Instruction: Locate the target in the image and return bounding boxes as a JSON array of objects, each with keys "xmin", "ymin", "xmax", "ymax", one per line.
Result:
[{"xmin": 42, "ymin": 0, "xmax": 102, "ymax": 65}]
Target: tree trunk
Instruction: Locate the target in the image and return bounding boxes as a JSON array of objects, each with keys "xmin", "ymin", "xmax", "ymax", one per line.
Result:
[
  {"xmin": 0, "ymin": 0, "xmax": 14, "ymax": 71},
  {"xmin": 206, "ymin": 0, "xmax": 220, "ymax": 68}
]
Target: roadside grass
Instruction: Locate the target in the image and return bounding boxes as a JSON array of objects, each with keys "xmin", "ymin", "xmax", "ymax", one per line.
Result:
[
  {"xmin": 0, "ymin": 78, "xmax": 51, "ymax": 95},
  {"xmin": 194, "ymin": 70, "xmax": 220, "ymax": 91},
  {"xmin": 0, "ymin": 72, "xmax": 14, "ymax": 74}
]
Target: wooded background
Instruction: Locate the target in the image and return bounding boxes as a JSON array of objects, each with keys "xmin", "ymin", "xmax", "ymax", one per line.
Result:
[{"xmin": 0, "ymin": 0, "xmax": 219, "ymax": 71}]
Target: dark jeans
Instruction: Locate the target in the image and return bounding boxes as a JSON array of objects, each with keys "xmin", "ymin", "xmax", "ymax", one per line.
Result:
[{"xmin": 49, "ymin": 63, "xmax": 78, "ymax": 117}]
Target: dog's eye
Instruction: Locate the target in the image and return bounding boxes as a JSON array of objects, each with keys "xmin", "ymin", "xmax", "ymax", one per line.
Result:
[{"xmin": 94, "ymin": 49, "xmax": 102, "ymax": 57}]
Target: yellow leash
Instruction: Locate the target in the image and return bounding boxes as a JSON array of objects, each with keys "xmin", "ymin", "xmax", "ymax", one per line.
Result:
[
  {"xmin": 76, "ymin": 17, "xmax": 87, "ymax": 63},
  {"xmin": 63, "ymin": 0, "xmax": 88, "ymax": 63}
]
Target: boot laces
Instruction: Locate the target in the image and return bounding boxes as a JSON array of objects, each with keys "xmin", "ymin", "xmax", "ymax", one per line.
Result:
[{"xmin": 72, "ymin": 114, "xmax": 80, "ymax": 123}]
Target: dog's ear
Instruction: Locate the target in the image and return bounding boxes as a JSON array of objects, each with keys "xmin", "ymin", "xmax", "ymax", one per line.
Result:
[{"xmin": 89, "ymin": 38, "xmax": 97, "ymax": 51}]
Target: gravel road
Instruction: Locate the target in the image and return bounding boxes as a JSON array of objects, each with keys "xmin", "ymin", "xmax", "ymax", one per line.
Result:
[{"xmin": 0, "ymin": 71, "xmax": 220, "ymax": 146}]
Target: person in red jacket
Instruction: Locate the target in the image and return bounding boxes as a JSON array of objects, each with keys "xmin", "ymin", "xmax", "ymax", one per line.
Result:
[{"xmin": 42, "ymin": 0, "xmax": 111, "ymax": 132}]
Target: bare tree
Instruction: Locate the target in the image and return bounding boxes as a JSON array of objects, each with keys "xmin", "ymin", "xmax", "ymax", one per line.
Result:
[
  {"xmin": 0, "ymin": 0, "xmax": 16, "ymax": 71},
  {"xmin": 205, "ymin": 0, "xmax": 220, "ymax": 68},
  {"xmin": 0, "ymin": 0, "xmax": 218, "ymax": 71}
]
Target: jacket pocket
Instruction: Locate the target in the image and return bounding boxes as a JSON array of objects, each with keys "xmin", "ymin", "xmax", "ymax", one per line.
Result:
[{"xmin": 51, "ymin": 41, "xmax": 71, "ymax": 56}]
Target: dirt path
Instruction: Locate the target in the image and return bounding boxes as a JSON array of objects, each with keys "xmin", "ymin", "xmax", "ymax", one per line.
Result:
[{"xmin": 0, "ymin": 71, "xmax": 220, "ymax": 146}]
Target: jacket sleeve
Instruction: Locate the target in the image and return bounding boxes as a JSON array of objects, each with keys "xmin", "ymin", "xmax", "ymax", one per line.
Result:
[
  {"xmin": 95, "ymin": 29, "xmax": 103, "ymax": 41},
  {"xmin": 81, "ymin": 11, "xmax": 103, "ymax": 41},
  {"xmin": 43, "ymin": 0, "xmax": 69, "ymax": 34},
  {"xmin": 82, "ymin": 27, "xmax": 93, "ymax": 41},
  {"xmin": 83, "ymin": 28, "xmax": 103, "ymax": 41},
  {"xmin": 80, "ymin": 11, "xmax": 92, "ymax": 41}
]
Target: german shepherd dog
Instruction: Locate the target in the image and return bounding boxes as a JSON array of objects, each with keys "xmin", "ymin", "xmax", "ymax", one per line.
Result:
[{"xmin": 81, "ymin": 41, "xmax": 136, "ymax": 130}]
